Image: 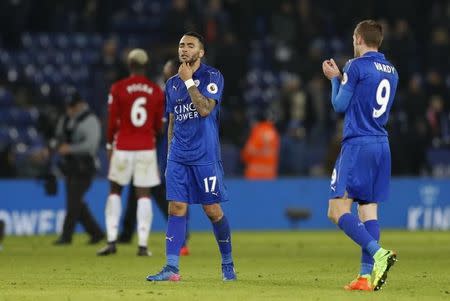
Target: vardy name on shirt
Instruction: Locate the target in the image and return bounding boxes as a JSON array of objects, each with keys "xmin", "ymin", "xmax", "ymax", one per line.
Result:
[{"xmin": 373, "ymin": 62, "xmax": 396, "ymax": 74}]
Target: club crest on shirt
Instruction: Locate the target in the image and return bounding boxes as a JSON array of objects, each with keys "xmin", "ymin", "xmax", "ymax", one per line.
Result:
[
  {"xmin": 194, "ymin": 79, "xmax": 200, "ymax": 87},
  {"xmin": 341, "ymin": 73, "xmax": 348, "ymax": 85},
  {"xmin": 207, "ymin": 83, "xmax": 218, "ymax": 94}
]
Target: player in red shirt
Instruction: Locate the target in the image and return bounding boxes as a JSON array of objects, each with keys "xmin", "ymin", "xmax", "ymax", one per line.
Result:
[{"xmin": 97, "ymin": 49, "xmax": 164, "ymax": 256}]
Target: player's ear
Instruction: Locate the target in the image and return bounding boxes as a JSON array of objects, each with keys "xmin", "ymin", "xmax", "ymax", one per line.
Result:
[
  {"xmin": 356, "ymin": 34, "xmax": 363, "ymax": 45},
  {"xmin": 199, "ymin": 49, "xmax": 205, "ymax": 59}
]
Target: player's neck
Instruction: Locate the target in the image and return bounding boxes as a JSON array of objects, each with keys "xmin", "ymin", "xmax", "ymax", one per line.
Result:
[
  {"xmin": 131, "ymin": 71, "xmax": 145, "ymax": 76},
  {"xmin": 359, "ymin": 47, "xmax": 378, "ymax": 57},
  {"xmin": 189, "ymin": 60, "xmax": 201, "ymax": 73}
]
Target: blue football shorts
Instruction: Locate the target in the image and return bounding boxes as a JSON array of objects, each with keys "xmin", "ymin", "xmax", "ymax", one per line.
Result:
[
  {"xmin": 166, "ymin": 160, "xmax": 229, "ymax": 204},
  {"xmin": 329, "ymin": 136, "xmax": 391, "ymax": 203}
]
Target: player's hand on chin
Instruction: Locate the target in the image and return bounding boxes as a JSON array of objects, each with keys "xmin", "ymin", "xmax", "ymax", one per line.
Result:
[
  {"xmin": 178, "ymin": 62, "xmax": 193, "ymax": 82},
  {"xmin": 322, "ymin": 58, "xmax": 342, "ymax": 80}
]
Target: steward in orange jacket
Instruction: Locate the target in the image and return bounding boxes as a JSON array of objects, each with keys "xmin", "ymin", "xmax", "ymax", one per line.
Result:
[{"xmin": 241, "ymin": 121, "xmax": 280, "ymax": 179}]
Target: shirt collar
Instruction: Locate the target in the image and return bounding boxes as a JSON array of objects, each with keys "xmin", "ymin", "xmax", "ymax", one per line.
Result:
[{"xmin": 193, "ymin": 63, "xmax": 205, "ymax": 78}]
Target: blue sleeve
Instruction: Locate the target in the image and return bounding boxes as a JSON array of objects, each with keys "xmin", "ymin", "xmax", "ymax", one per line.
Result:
[
  {"xmin": 331, "ymin": 77, "xmax": 353, "ymax": 112},
  {"xmin": 329, "ymin": 60, "xmax": 360, "ymax": 112},
  {"xmin": 340, "ymin": 60, "xmax": 359, "ymax": 93},
  {"xmin": 202, "ymin": 71, "xmax": 224, "ymax": 103},
  {"xmin": 164, "ymin": 80, "xmax": 173, "ymax": 114}
]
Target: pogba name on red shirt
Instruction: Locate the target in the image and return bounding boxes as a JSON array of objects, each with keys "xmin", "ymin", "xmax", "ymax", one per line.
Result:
[{"xmin": 107, "ymin": 75, "xmax": 164, "ymax": 150}]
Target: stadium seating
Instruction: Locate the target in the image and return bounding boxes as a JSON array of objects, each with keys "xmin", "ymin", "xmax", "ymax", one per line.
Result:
[
  {"xmin": 427, "ymin": 147, "xmax": 450, "ymax": 177},
  {"xmin": 0, "ymin": 0, "xmax": 447, "ymax": 178}
]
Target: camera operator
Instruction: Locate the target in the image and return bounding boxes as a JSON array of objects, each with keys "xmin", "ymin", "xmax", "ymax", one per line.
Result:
[{"xmin": 50, "ymin": 90, "xmax": 105, "ymax": 245}]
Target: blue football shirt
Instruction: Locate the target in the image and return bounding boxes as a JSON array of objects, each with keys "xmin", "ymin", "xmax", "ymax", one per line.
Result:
[
  {"xmin": 339, "ymin": 51, "xmax": 399, "ymax": 141},
  {"xmin": 165, "ymin": 63, "xmax": 224, "ymax": 165}
]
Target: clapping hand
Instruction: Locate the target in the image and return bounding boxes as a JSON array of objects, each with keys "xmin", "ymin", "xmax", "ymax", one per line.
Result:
[{"xmin": 322, "ymin": 59, "xmax": 342, "ymax": 80}]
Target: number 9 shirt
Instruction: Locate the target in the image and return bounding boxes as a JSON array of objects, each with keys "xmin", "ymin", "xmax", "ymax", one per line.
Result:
[{"xmin": 330, "ymin": 51, "xmax": 399, "ymax": 203}]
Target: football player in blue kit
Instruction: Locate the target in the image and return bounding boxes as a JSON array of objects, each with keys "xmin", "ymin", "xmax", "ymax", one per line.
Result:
[
  {"xmin": 322, "ymin": 20, "xmax": 398, "ymax": 291},
  {"xmin": 147, "ymin": 32, "xmax": 236, "ymax": 282}
]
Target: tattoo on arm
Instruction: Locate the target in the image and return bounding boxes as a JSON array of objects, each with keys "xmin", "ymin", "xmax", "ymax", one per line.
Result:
[
  {"xmin": 167, "ymin": 113, "xmax": 174, "ymax": 153},
  {"xmin": 187, "ymin": 86, "xmax": 216, "ymax": 117}
]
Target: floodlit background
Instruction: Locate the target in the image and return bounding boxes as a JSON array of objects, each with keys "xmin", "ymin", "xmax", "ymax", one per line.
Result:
[{"xmin": 0, "ymin": 0, "xmax": 448, "ymax": 179}]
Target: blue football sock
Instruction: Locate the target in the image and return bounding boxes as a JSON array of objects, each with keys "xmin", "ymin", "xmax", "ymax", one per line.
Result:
[
  {"xmin": 182, "ymin": 210, "xmax": 190, "ymax": 248},
  {"xmin": 165, "ymin": 215, "xmax": 187, "ymax": 269},
  {"xmin": 337, "ymin": 213, "xmax": 380, "ymax": 256},
  {"xmin": 212, "ymin": 215, "xmax": 233, "ymax": 265},
  {"xmin": 360, "ymin": 263, "xmax": 374, "ymax": 276},
  {"xmin": 360, "ymin": 219, "xmax": 380, "ymax": 275}
]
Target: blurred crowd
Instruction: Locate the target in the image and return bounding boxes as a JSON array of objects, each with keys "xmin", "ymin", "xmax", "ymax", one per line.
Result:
[{"xmin": 0, "ymin": 0, "xmax": 448, "ymax": 178}]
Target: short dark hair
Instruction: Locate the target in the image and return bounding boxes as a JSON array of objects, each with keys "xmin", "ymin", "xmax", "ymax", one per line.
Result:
[
  {"xmin": 163, "ymin": 57, "xmax": 179, "ymax": 80},
  {"xmin": 64, "ymin": 87, "xmax": 83, "ymax": 107},
  {"xmin": 183, "ymin": 31, "xmax": 205, "ymax": 49},
  {"xmin": 166, "ymin": 57, "xmax": 179, "ymax": 66},
  {"xmin": 355, "ymin": 20, "xmax": 383, "ymax": 48}
]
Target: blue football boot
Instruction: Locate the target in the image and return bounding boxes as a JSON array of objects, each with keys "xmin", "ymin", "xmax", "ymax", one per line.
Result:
[
  {"xmin": 222, "ymin": 263, "xmax": 237, "ymax": 281},
  {"xmin": 146, "ymin": 265, "xmax": 181, "ymax": 282}
]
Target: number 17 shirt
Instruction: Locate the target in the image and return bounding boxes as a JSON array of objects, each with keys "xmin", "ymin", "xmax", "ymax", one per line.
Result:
[{"xmin": 165, "ymin": 63, "xmax": 224, "ymax": 165}]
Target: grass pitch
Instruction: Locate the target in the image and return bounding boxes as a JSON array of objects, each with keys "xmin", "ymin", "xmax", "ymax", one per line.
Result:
[{"xmin": 0, "ymin": 231, "xmax": 449, "ymax": 301}]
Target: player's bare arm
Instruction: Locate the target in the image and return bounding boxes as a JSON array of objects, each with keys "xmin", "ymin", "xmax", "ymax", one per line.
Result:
[
  {"xmin": 187, "ymin": 87, "xmax": 216, "ymax": 117},
  {"xmin": 178, "ymin": 62, "xmax": 216, "ymax": 117},
  {"xmin": 322, "ymin": 59, "xmax": 342, "ymax": 80},
  {"xmin": 167, "ymin": 113, "xmax": 174, "ymax": 152}
]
